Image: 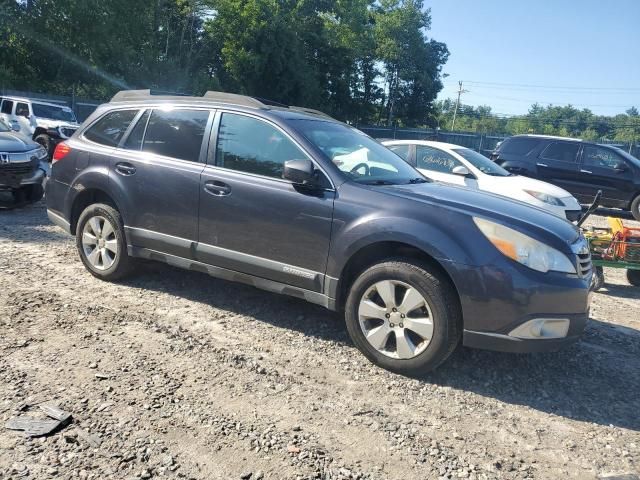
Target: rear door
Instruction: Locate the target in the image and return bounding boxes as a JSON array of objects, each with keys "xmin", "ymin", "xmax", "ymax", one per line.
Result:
[
  {"xmin": 92, "ymin": 107, "xmax": 213, "ymax": 258},
  {"xmin": 578, "ymin": 145, "xmax": 635, "ymax": 207},
  {"xmin": 535, "ymin": 141, "xmax": 583, "ymax": 197},
  {"xmin": 197, "ymin": 111, "xmax": 335, "ymax": 291}
]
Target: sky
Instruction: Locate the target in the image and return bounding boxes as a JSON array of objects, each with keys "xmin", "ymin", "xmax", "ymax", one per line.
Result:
[{"xmin": 427, "ymin": 0, "xmax": 640, "ymax": 116}]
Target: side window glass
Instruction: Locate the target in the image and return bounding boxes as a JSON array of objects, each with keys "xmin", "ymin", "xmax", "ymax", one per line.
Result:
[
  {"xmin": 84, "ymin": 110, "xmax": 138, "ymax": 147},
  {"xmin": 388, "ymin": 144, "xmax": 410, "ymax": 161},
  {"xmin": 123, "ymin": 110, "xmax": 150, "ymax": 151},
  {"xmin": 541, "ymin": 142, "xmax": 580, "ymax": 163},
  {"xmin": 142, "ymin": 109, "xmax": 209, "ymax": 162},
  {"xmin": 416, "ymin": 145, "xmax": 462, "ymax": 173},
  {"xmin": 583, "ymin": 146, "xmax": 624, "ymax": 169},
  {"xmin": 16, "ymin": 103, "xmax": 30, "ymax": 117},
  {"xmin": 216, "ymin": 113, "xmax": 308, "ymax": 179},
  {"xmin": 1, "ymin": 100, "xmax": 14, "ymax": 115}
]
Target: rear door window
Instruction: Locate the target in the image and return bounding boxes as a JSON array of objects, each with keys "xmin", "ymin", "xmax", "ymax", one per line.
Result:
[
  {"xmin": 540, "ymin": 142, "xmax": 580, "ymax": 163},
  {"xmin": 142, "ymin": 109, "xmax": 210, "ymax": 162},
  {"xmin": 16, "ymin": 103, "xmax": 30, "ymax": 117},
  {"xmin": 84, "ymin": 109, "xmax": 139, "ymax": 147},
  {"xmin": 499, "ymin": 138, "xmax": 539, "ymax": 155},
  {"xmin": 123, "ymin": 110, "xmax": 150, "ymax": 151},
  {"xmin": 387, "ymin": 144, "xmax": 410, "ymax": 161}
]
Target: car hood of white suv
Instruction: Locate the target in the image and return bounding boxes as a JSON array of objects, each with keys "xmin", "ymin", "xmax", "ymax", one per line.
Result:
[{"xmin": 35, "ymin": 118, "xmax": 80, "ymax": 129}]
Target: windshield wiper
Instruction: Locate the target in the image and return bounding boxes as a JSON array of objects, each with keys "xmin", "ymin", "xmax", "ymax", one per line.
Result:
[{"xmin": 360, "ymin": 179, "xmax": 397, "ymax": 185}]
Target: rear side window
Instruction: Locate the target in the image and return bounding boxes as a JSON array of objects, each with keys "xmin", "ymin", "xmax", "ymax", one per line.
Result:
[
  {"xmin": 142, "ymin": 109, "xmax": 209, "ymax": 162},
  {"xmin": 84, "ymin": 110, "xmax": 138, "ymax": 147},
  {"xmin": 499, "ymin": 138, "xmax": 539, "ymax": 155},
  {"xmin": 540, "ymin": 142, "xmax": 580, "ymax": 163},
  {"xmin": 388, "ymin": 144, "xmax": 410, "ymax": 161},
  {"xmin": 216, "ymin": 113, "xmax": 308, "ymax": 178},
  {"xmin": 1, "ymin": 100, "xmax": 13, "ymax": 114}
]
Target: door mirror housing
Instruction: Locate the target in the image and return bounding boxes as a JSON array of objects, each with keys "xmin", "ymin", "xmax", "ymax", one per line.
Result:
[
  {"xmin": 283, "ymin": 159, "xmax": 315, "ymax": 184},
  {"xmin": 452, "ymin": 165, "xmax": 471, "ymax": 177},
  {"xmin": 10, "ymin": 122, "xmax": 20, "ymax": 132},
  {"xmin": 613, "ymin": 161, "xmax": 628, "ymax": 172}
]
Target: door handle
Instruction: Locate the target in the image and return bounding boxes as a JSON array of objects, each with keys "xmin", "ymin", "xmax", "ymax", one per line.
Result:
[
  {"xmin": 115, "ymin": 162, "xmax": 136, "ymax": 176},
  {"xmin": 204, "ymin": 180, "xmax": 231, "ymax": 196},
  {"xmin": 580, "ymin": 169, "xmax": 592, "ymax": 174},
  {"xmin": 536, "ymin": 162, "xmax": 548, "ymax": 167}
]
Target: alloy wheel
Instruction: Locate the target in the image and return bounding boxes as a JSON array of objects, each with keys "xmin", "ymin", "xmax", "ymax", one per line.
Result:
[
  {"xmin": 358, "ymin": 280, "xmax": 434, "ymax": 359},
  {"xmin": 81, "ymin": 215, "xmax": 118, "ymax": 270}
]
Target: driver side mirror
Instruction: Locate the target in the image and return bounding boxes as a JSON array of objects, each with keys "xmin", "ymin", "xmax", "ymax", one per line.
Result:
[
  {"xmin": 10, "ymin": 122, "xmax": 20, "ymax": 132},
  {"xmin": 283, "ymin": 159, "xmax": 315, "ymax": 185},
  {"xmin": 452, "ymin": 165, "xmax": 471, "ymax": 177},
  {"xmin": 613, "ymin": 161, "xmax": 628, "ymax": 173}
]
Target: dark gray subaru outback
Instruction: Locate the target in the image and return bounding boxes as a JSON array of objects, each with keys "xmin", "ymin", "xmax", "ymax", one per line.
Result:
[{"xmin": 46, "ymin": 90, "xmax": 593, "ymax": 374}]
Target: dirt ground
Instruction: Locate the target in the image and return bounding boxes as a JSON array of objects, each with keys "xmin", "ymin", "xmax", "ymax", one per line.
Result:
[{"xmin": 1, "ymin": 202, "xmax": 639, "ymax": 480}]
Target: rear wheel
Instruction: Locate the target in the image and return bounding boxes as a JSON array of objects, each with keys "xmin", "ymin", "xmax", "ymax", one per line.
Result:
[
  {"xmin": 627, "ymin": 269, "xmax": 640, "ymax": 287},
  {"xmin": 631, "ymin": 195, "xmax": 640, "ymax": 222},
  {"xmin": 344, "ymin": 259, "xmax": 461, "ymax": 375},
  {"xmin": 76, "ymin": 203, "xmax": 134, "ymax": 281}
]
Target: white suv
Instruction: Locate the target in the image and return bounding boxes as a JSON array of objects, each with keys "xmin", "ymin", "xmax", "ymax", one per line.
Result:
[{"xmin": 0, "ymin": 96, "xmax": 80, "ymax": 159}]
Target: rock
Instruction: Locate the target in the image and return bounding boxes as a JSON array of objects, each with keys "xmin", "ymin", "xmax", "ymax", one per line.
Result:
[{"xmin": 240, "ymin": 472, "xmax": 252, "ymax": 479}]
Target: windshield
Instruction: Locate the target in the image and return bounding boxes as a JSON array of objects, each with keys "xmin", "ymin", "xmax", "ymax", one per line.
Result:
[
  {"xmin": 32, "ymin": 103, "xmax": 77, "ymax": 123},
  {"xmin": 453, "ymin": 148, "xmax": 511, "ymax": 176},
  {"xmin": 291, "ymin": 119, "xmax": 426, "ymax": 185}
]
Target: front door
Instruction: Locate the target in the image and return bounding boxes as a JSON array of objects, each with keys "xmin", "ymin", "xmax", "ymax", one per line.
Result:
[
  {"xmin": 197, "ymin": 111, "xmax": 335, "ymax": 292},
  {"xmin": 578, "ymin": 145, "xmax": 635, "ymax": 207}
]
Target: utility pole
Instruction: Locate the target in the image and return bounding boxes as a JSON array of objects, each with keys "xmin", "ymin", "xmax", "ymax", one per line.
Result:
[{"xmin": 450, "ymin": 81, "xmax": 468, "ymax": 131}]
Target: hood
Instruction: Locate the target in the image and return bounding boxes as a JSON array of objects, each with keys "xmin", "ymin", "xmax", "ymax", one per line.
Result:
[
  {"xmin": 35, "ymin": 118, "xmax": 80, "ymax": 129},
  {"xmin": 0, "ymin": 131, "xmax": 40, "ymax": 152},
  {"xmin": 386, "ymin": 181, "xmax": 580, "ymax": 247},
  {"xmin": 489, "ymin": 174, "xmax": 574, "ymax": 198}
]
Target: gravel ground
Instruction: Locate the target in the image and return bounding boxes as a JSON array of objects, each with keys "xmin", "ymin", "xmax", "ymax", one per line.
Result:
[{"xmin": 1, "ymin": 201, "xmax": 639, "ymax": 480}]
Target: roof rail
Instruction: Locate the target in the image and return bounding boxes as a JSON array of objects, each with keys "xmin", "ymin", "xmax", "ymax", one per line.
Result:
[
  {"xmin": 288, "ymin": 105, "xmax": 333, "ymax": 119},
  {"xmin": 202, "ymin": 91, "xmax": 267, "ymax": 108},
  {"xmin": 110, "ymin": 89, "xmax": 192, "ymax": 102}
]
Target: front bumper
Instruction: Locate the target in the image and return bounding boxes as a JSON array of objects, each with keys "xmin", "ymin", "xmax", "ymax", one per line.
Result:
[
  {"xmin": 0, "ymin": 167, "xmax": 46, "ymax": 190},
  {"xmin": 463, "ymin": 312, "xmax": 588, "ymax": 353},
  {"xmin": 444, "ymin": 258, "xmax": 592, "ymax": 353}
]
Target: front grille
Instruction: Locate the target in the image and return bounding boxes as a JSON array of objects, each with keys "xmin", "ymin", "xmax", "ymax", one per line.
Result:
[
  {"xmin": 577, "ymin": 252, "xmax": 592, "ymax": 277},
  {"xmin": 0, "ymin": 163, "xmax": 34, "ymax": 175}
]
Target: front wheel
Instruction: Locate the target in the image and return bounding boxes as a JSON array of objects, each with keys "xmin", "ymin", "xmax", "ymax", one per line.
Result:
[
  {"xmin": 627, "ymin": 269, "xmax": 640, "ymax": 287},
  {"xmin": 34, "ymin": 134, "xmax": 53, "ymax": 160},
  {"xmin": 76, "ymin": 203, "xmax": 134, "ymax": 281},
  {"xmin": 592, "ymin": 266, "xmax": 605, "ymax": 291},
  {"xmin": 344, "ymin": 260, "xmax": 461, "ymax": 375}
]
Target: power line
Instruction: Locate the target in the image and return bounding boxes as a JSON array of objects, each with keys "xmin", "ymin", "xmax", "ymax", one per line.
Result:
[{"xmin": 457, "ymin": 80, "xmax": 640, "ymax": 92}]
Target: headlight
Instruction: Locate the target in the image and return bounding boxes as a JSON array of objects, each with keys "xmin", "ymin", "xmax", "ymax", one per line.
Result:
[
  {"xmin": 35, "ymin": 147, "xmax": 48, "ymax": 160},
  {"xmin": 473, "ymin": 217, "xmax": 576, "ymax": 274},
  {"xmin": 524, "ymin": 190, "xmax": 565, "ymax": 206}
]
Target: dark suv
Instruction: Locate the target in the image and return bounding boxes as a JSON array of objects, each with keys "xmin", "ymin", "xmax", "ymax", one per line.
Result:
[
  {"xmin": 492, "ymin": 135, "xmax": 640, "ymax": 220},
  {"xmin": 46, "ymin": 90, "xmax": 593, "ymax": 374}
]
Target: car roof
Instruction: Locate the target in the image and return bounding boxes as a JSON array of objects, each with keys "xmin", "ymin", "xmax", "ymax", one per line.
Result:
[
  {"xmin": 0, "ymin": 96, "xmax": 71, "ymax": 109},
  {"xmin": 382, "ymin": 139, "xmax": 465, "ymax": 150},
  {"xmin": 512, "ymin": 134, "xmax": 584, "ymax": 142},
  {"xmin": 107, "ymin": 89, "xmax": 338, "ymax": 124}
]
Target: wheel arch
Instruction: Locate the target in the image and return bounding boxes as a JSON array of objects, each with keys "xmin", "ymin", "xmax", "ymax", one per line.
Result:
[
  {"xmin": 334, "ymin": 241, "xmax": 462, "ymax": 313},
  {"xmin": 69, "ymin": 188, "xmax": 122, "ymax": 235}
]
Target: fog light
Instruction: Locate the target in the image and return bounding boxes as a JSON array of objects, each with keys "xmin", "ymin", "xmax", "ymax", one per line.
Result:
[{"xmin": 508, "ymin": 318, "xmax": 570, "ymax": 339}]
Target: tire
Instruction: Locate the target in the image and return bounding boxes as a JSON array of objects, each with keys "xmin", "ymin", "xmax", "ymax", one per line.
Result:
[
  {"xmin": 76, "ymin": 203, "xmax": 134, "ymax": 281},
  {"xmin": 34, "ymin": 134, "xmax": 53, "ymax": 160},
  {"xmin": 631, "ymin": 195, "xmax": 640, "ymax": 222},
  {"xmin": 592, "ymin": 266, "xmax": 605, "ymax": 291},
  {"xmin": 627, "ymin": 269, "xmax": 640, "ymax": 286},
  {"xmin": 344, "ymin": 259, "xmax": 461, "ymax": 375}
]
